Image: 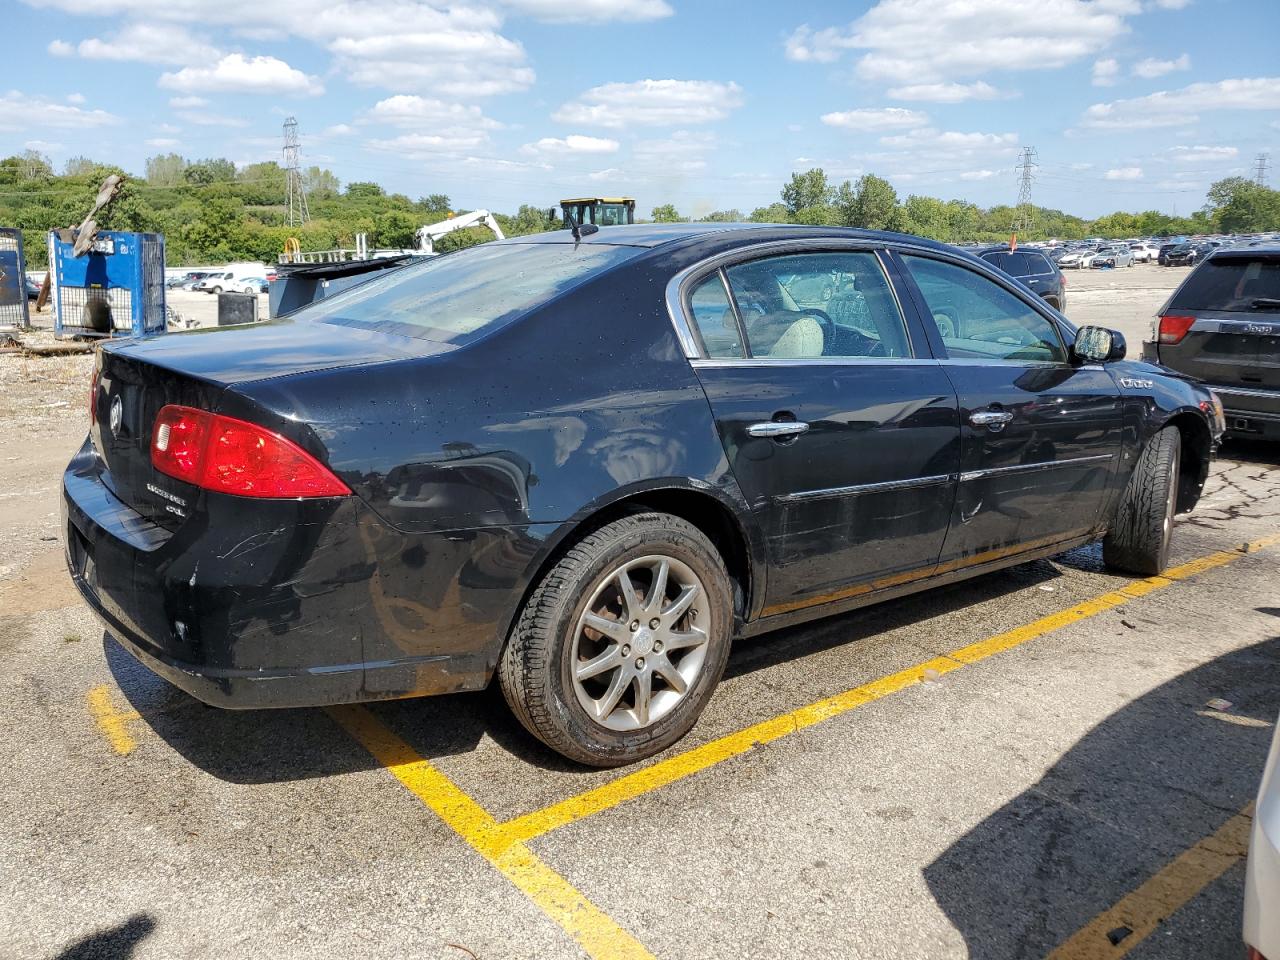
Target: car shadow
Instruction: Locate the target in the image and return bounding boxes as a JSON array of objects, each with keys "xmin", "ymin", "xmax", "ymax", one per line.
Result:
[
  {"xmin": 923, "ymin": 636, "xmax": 1280, "ymax": 959},
  {"xmin": 110, "ymin": 552, "xmax": 1074, "ymax": 782},
  {"xmin": 1219, "ymin": 437, "xmax": 1280, "ymax": 466},
  {"xmin": 54, "ymin": 913, "xmax": 155, "ymax": 960}
]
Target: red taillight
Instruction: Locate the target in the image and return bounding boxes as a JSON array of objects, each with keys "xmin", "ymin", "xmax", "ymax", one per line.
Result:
[
  {"xmin": 1158, "ymin": 314, "xmax": 1196, "ymax": 345},
  {"xmin": 1059, "ymin": 272, "xmax": 1066, "ymax": 288},
  {"xmin": 150, "ymin": 404, "xmax": 350, "ymax": 499},
  {"xmin": 89, "ymin": 370, "xmax": 99, "ymax": 425}
]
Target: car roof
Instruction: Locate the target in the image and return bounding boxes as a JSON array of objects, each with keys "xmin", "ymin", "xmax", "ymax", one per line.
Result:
[
  {"xmin": 976, "ymin": 246, "xmax": 1049, "ymax": 256},
  {"xmin": 1208, "ymin": 242, "xmax": 1280, "ymax": 258},
  {"xmin": 498, "ymin": 222, "xmax": 963, "ymax": 253}
]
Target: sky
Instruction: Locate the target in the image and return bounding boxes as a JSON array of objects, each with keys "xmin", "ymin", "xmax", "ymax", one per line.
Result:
[{"xmin": 4, "ymin": 0, "xmax": 1279, "ymax": 219}]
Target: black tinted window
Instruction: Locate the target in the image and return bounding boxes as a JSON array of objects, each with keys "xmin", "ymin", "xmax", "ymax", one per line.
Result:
[
  {"xmin": 1167, "ymin": 257, "xmax": 1280, "ymax": 313},
  {"xmin": 301, "ymin": 242, "xmax": 642, "ymax": 343},
  {"xmin": 980, "ymin": 251, "xmax": 1052, "ymax": 278}
]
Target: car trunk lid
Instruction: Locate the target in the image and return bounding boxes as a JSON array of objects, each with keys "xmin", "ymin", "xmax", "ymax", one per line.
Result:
[{"xmin": 90, "ymin": 319, "xmax": 451, "ymax": 529}]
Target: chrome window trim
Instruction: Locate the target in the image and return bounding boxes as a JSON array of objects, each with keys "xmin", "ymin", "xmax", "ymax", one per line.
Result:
[
  {"xmin": 958, "ymin": 453, "xmax": 1114, "ymax": 483},
  {"xmin": 690, "ymin": 357, "xmax": 942, "ymax": 369},
  {"xmin": 664, "ymin": 238, "xmax": 920, "ymax": 361},
  {"xmin": 775, "ymin": 473, "xmax": 953, "ymax": 504}
]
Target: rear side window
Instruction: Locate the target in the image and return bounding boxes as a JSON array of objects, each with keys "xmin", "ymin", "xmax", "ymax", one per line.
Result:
[
  {"xmin": 1167, "ymin": 256, "xmax": 1280, "ymax": 313},
  {"xmin": 300, "ymin": 242, "xmax": 642, "ymax": 343},
  {"xmin": 980, "ymin": 251, "xmax": 1052, "ymax": 278}
]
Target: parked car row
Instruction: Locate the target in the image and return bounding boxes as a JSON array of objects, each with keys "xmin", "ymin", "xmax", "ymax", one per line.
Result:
[{"xmin": 166, "ymin": 267, "xmax": 272, "ymax": 294}]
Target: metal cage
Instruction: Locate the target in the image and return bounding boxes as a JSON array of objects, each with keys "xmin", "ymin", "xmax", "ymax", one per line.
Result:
[
  {"xmin": 50, "ymin": 230, "xmax": 166, "ymax": 339},
  {"xmin": 0, "ymin": 228, "xmax": 31, "ymax": 330}
]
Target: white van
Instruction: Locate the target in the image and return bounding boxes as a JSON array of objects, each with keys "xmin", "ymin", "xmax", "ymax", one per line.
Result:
[{"xmin": 194, "ymin": 262, "xmax": 268, "ymax": 294}]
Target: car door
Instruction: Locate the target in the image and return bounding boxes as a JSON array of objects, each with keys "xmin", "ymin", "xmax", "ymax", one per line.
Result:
[
  {"xmin": 678, "ymin": 246, "xmax": 961, "ymax": 617},
  {"xmin": 893, "ymin": 251, "xmax": 1122, "ymax": 568}
]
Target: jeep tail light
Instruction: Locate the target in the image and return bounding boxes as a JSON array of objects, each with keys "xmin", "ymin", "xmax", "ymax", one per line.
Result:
[
  {"xmin": 151, "ymin": 404, "xmax": 350, "ymax": 498},
  {"xmin": 1158, "ymin": 314, "xmax": 1196, "ymax": 345}
]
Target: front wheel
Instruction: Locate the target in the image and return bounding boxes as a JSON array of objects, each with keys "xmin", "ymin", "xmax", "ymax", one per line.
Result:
[
  {"xmin": 1103, "ymin": 426, "xmax": 1181, "ymax": 575},
  {"xmin": 499, "ymin": 512, "xmax": 733, "ymax": 767},
  {"xmin": 211, "ymin": 286, "xmax": 222, "ymax": 294}
]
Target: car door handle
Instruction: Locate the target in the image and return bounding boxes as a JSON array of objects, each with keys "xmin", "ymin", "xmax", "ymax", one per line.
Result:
[
  {"xmin": 747, "ymin": 421, "xmax": 810, "ymax": 438},
  {"xmin": 969, "ymin": 410, "xmax": 1014, "ymax": 429}
]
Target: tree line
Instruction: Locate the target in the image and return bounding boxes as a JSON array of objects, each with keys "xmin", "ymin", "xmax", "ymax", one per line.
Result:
[{"xmin": 2, "ymin": 149, "xmax": 1276, "ymax": 269}]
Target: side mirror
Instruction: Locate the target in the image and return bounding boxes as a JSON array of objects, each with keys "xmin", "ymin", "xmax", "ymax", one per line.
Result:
[{"xmin": 1073, "ymin": 325, "xmax": 1126, "ymax": 363}]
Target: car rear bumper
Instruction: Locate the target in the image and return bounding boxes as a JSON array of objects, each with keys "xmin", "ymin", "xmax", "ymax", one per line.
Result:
[
  {"xmin": 62, "ymin": 438, "xmax": 541, "ymax": 708},
  {"xmin": 1209, "ymin": 385, "xmax": 1280, "ymax": 440}
]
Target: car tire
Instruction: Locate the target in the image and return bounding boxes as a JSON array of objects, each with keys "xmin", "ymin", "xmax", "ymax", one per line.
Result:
[
  {"xmin": 498, "ymin": 512, "xmax": 733, "ymax": 767},
  {"xmin": 1103, "ymin": 426, "xmax": 1182, "ymax": 576},
  {"xmin": 211, "ymin": 286, "xmax": 222, "ymax": 294}
]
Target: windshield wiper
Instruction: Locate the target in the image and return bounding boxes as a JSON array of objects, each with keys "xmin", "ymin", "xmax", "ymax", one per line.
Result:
[{"xmin": 1250, "ymin": 298, "xmax": 1280, "ymax": 310}]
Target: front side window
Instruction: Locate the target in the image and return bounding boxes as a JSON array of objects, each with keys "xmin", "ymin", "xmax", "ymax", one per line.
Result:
[
  {"xmin": 708, "ymin": 251, "xmax": 910, "ymax": 359},
  {"xmin": 902, "ymin": 255, "xmax": 1066, "ymax": 363}
]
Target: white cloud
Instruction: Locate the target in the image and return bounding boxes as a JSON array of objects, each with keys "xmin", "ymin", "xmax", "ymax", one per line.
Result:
[
  {"xmin": 0, "ymin": 91, "xmax": 119, "ymax": 132},
  {"xmin": 24, "ymin": 139, "xmax": 63, "ymax": 153},
  {"xmin": 1092, "ymin": 58, "xmax": 1120, "ymax": 86},
  {"xmin": 887, "ymin": 81, "xmax": 1005, "ymax": 102},
  {"xmin": 499, "ymin": 0, "xmax": 672, "ymax": 22},
  {"xmin": 175, "ymin": 111, "xmax": 249, "ymax": 128},
  {"xmin": 520, "ymin": 135, "xmax": 620, "ymax": 155},
  {"xmin": 47, "ymin": 39, "xmax": 73, "ymax": 56},
  {"xmin": 366, "ymin": 131, "xmax": 493, "ymax": 158},
  {"xmin": 1104, "ymin": 166, "xmax": 1143, "ymax": 180},
  {"xmin": 26, "ymin": 0, "xmax": 535, "ymax": 99},
  {"xmin": 161, "ymin": 53, "xmax": 324, "ymax": 96},
  {"xmin": 785, "ymin": 0, "xmax": 1133, "ymax": 83},
  {"xmin": 553, "ymin": 79, "xmax": 743, "ymax": 128},
  {"xmin": 1132, "ymin": 53, "xmax": 1190, "ymax": 78},
  {"xmin": 1149, "ymin": 0, "xmax": 1191, "ymax": 8},
  {"xmin": 1082, "ymin": 77, "xmax": 1280, "ymax": 129},
  {"xmin": 365, "ymin": 95, "xmax": 500, "ymax": 130},
  {"xmin": 322, "ymin": 123, "xmax": 355, "ymax": 136},
  {"xmin": 587, "ymin": 167, "xmax": 628, "ymax": 182},
  {"xmin": 960, "ymin": 169, "xmax": 997, "ymax": 180},
  {"xmin": 632, "ymin": 130, "xmax": 716, "ymax": 173},
  {"xmin": 145, "ymin": 137, "xmax": 180, "ymax": 147},
  {"xmin": 60, "ymin": 23, "xmax": 220, "ymax": 65},
  {"xmin": 879, "ymin": 127, "xmax": 1019, "ymax": 150},
  {"xmin": 1167, "ymin": 144, "xmax": 1237, "ymax": 163},
  {"xmin": 821, "ymin": 107, "xmax": 928, "ymax": 131},
  {"xmin": 65, "ymin": 92, "xmax": 85, "ymax": 104},
  {"xmin": 168, "ymin": 96, "xmax": 208, "ymax": 109}
]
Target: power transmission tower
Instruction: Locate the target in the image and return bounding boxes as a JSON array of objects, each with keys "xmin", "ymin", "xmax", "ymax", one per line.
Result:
[
  {"xmin": 1012, "ymin": 146, "xmax": 1038, "ymax": 236},
  {"xmin": 1255, "ymin": 152, "xmax": 1271, "ymax": 188},
  {"xmin": 283, "ymin": 117, "xmax": 311, "ymax": 227}
]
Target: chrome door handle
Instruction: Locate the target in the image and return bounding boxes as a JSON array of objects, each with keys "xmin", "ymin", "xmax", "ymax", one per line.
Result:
[
  {"xmin": 747, "ymin": 421, "xmax": 810, "ymax": 439},
  {"xmin": 969, "ymin": 410, "xmax": 1014, "ymax": 429}
]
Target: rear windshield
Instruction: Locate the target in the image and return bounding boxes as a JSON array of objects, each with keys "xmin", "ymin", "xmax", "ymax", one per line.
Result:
[
  {"xmin": 300, "ymin": 241, "xmax": 642, "ymax": 343},
  {"xmin": 1167, "ymin": 256, "xmax": 1280, "ymax": 313},
  {"xmin": 980, "ymin": 251, "xmax": 1052, "ymax": 278}
]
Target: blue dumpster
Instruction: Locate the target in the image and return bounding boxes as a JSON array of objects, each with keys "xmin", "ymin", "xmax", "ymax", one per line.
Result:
[{"xmin": 50, "ymin": 229, "xmax": 166, "ymax": 338}]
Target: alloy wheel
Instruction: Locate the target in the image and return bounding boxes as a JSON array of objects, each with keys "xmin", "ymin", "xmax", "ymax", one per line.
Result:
[{"xmin": 571, "ymin": 554, "xmax": 710, "ymax": 732}]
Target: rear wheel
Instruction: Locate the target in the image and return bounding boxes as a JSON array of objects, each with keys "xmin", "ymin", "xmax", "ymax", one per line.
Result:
[
  {"xmin": 1103, "ymin": 426, "xmax": 1181, "ymax": 575},
  {"xmin": 499, "ymin": 512, "xmax": 732, "ymax": 767},
  {"xmin": 211, "ymin": 285, "xmax": 222, "ymax": 294}
]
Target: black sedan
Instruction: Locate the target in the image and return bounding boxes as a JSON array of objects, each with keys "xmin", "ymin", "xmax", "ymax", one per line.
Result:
[{"xmin": 64, "ymin": 224, "xmax": 1224, "ymax": 766}]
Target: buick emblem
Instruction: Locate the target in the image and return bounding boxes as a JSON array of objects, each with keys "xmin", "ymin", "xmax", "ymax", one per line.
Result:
[{"xmin": 109, "ymin": 396, "xmax": 123, "ymax": 436}]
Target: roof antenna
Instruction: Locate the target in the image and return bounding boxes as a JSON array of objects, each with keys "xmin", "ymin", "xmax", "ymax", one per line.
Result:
[{"xmin": 564, "ymin": 209, "xmax": 598, "ymax": 244}]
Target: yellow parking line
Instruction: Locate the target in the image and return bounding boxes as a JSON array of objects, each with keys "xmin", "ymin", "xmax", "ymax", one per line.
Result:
[
  {"xmin": 326, "ymin": 704, "xmax": 655, "ymax": 960},
  {"xmin": 86, "ymin": 684, "xmax": 141, "ymax": 755},
  {"xmin": 1046, "ymin": 803, "xmax": 1255, "ymax": 960},
  {"xmin": 497, "ymin": 534, "xmax": 1280, "ymax": 845}
]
